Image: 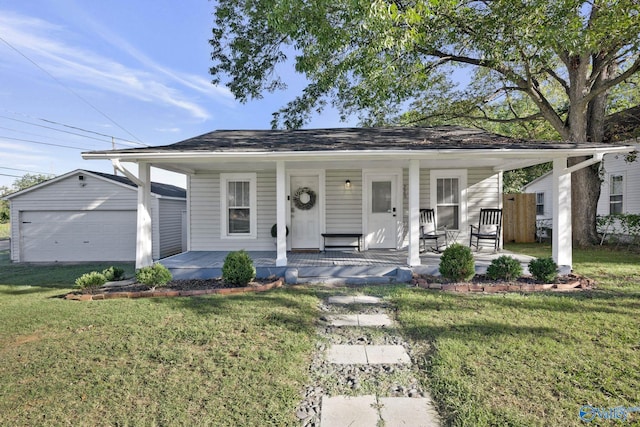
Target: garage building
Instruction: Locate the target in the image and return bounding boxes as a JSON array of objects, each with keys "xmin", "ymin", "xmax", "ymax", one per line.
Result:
[{"xmin": 5, "ymin": 169, "xmax": 186, "ymax": 263}]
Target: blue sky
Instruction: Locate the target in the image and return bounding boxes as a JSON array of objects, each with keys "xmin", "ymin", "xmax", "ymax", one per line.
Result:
[{"xmin": 0, "ymin": 0, "xmax": 351, "ymax": 189}]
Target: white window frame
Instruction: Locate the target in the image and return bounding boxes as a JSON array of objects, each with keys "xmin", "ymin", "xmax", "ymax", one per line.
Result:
[
  {"xmin": 430, "ymin": 169, "xmax": 467, "ymax": 231},
  {"xmin": 536, "ymin": 192, "xmax": 545, "ymax": 216},
  {"xmin": 220, "ymin": 173, "xmax": 257, "ymax": 239},
  {"xmin": 609, "ymin": 173, "xmax": 624, "ymax": 215}
]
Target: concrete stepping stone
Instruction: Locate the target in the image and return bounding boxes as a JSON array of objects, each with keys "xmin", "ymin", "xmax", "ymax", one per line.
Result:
[
  {"xmin": 327, "ymin": 295, "xmax": 383, "ymax": 305},
  {"xmin": 320, "ymin": 395, "xmax": 379, "ymax": 427},
  {"xmin": 327, "ymin": 344, "xmax": 368, "ymax": 364},
  {"xmin": 365, "ymin": 345, "xmax": 412, "ymax": 364},
  {"xmin": 379, "ymin": 397, "xmax": 441, "ymax": 426},
  {"xmin": 357, "ymin": 313, "xmax": 393, "ymax": 327},
  {"xmin": 325, "ymin": 313, "xmax": 393, "ymax": 327},
  {"xmin": 327, "ymin": 344, "xmax": 410, "ymax": 364},
  {"xmin": 326, "ymin": 314, "xmax": 360, "ymax": 327}
]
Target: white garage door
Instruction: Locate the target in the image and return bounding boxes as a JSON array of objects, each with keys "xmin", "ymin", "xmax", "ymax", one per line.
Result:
[{"xmin": 20, "ymin": 210, "xmax": 137, "ymax": 262}]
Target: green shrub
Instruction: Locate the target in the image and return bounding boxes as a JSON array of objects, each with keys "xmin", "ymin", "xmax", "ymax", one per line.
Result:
[
  {"xmin": 222, "ymin": 250, "xmax": 256, "ymax": 286},
  {"xmin": 135, "ymin": 264, "xmax": 172, "ymax": 287},
  {"xmin": 439, "ymin": 243, "xmax": 475, "ymax": 282},
  {"xmin": 75, "ymin": 271, "xmax": 107, "ymax": 290},
  {"xmin": 102, "ymin": 266, "xmax": 125, "ymax": 281},
  {"xmin": 486, "ymin": 255, "xmax": 523, "ymax": 281},
  {"xmin": 528, "ymin": 257, "xmax": 558, "ymax": 283}
]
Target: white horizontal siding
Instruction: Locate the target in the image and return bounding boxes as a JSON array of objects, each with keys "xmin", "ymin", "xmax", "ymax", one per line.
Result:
[
  {"xmin": 524, "ymin": 173, "xmax": 553, "ymax": 221},
  {"xmin": 325, "ymin": 170, "xmax": 361, "ymax": 234},
  {"xmin": 598, "ymin": 152, "xmax": 640, "ymax": 216},
  {"xmin": 158, "ymin": 198, "xmax": 186, "ymax": 258},
  {"xmin": 189, "ymin": 171, "xmax": 276, "ymax": 251}
]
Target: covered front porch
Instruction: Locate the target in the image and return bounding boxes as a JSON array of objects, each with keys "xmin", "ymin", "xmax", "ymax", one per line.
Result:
[{"xmin": 160, "ymin": 249, "xmax": 535, "ymax": 283}]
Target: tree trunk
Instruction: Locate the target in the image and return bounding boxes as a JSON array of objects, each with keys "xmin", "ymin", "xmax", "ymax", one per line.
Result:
[
  {"xmin": 570, "ymin": 161, "xmax": 602, "ymax": 246},
  {"xmin": 565, "ymin": 54, "xmax": 603, "ymax": 247}
]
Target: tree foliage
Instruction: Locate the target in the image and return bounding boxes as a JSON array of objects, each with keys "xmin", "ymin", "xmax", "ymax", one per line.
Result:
[
  {"xmin": 210, "ymin": 0, "xmax": 640, "ymax": 244},
  {"xmin": 0, "ymin": 174, "xmax": 52, "ymax": 223}
]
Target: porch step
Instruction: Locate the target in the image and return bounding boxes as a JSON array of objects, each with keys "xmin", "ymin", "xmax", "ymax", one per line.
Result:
[{"xmin": 287, "ymin": 266, "xmax": 413, "ymax": 285}]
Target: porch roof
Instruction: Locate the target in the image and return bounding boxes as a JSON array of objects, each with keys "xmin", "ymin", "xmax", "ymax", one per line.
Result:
[{"xmin": 82, "ymin": 126, "xmax": 634, "ymax": 174}]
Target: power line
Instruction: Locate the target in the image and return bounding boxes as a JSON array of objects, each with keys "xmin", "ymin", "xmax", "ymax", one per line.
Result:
[
  {"xmin": 0, "ymin": 117, "xmax": 131, "ymax": 148},
  {"xmin": 0, "ymin": 135, "xmax": 91, "ymax": 150},
  {"xmin": 0, "ymin": 172, "xmax": 22, "ymax": 178},
  {"xmin": 0, "ymin": 35, "xmax": 147, "ymax": 145},
  {"xmin": 0, "ymin": 166, "xmax": 54, "ymax": 175}
]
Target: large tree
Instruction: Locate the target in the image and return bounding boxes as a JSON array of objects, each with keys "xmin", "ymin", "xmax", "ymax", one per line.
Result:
[{"xmin": 210, "ymin": 0, "xmax": 640, "ymax": 245}]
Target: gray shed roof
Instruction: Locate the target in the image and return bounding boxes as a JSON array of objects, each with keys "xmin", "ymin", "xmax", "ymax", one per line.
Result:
[
  {"xmin": 89, "ymin": 170, "xmax": 186, "ymax": 198},
  {"xmin": 85, "ymin": 126, "xmax": 619, "ymax": 155},
  {"xmin": 4, "ymin": 169, "xmax": 186, "ymax": 200}
]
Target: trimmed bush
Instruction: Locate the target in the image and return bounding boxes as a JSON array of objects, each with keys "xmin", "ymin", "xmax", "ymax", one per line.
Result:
[
  {"xmin": 439, "ymin": 243, "xmax": 475, "ymax": 282},
  {"xmin": 102, "ymin": 266, "xmax": 125, "ymax": 282},
  {"xmin": 222, "ymin": 250, "xmax": 256, "ymax": 286},
  {"xmin": 135, "ymin": 263, "xmax": 172, "ymax": 287},
  {"xmin": 75, "ymin": 271, "xmax": 107, "ymax": 290},
  {"xmin": 528, "ymin": 257, "xmax": 559, "ymax": 283},
  {"xmin": 486, "ymin": 255, "xmax": 523, "ymax": 281}
]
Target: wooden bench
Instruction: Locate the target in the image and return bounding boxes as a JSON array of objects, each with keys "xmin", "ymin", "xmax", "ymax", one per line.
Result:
[{"xmin": 321, "ymin": 233, "xmax": 363, "ymax": 251}]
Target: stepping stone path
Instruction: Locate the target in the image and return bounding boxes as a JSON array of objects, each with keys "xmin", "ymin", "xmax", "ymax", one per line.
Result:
[{"xmin": 296, "ymin": 294, "xmax": 440, "ymax": 426}]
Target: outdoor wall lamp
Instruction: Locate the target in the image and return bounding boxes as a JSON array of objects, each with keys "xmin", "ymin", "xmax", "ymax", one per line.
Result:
[{"xmin": 345, "ymin": 179, "xmax": 351, "ymax": 189}]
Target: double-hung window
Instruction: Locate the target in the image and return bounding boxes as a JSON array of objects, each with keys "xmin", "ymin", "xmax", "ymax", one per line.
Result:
[
  {"xmin": 220, "ymin": 173, "xmax": 257, "ymax": 238},
  {"xmin": 609, "ymin": 174, "xmax": 624, "ymax": 214},
  {"xmin": 430, "ymin": 170, "xmax": 467, "ymax": 230},
  {"xmin": 536, "ymin": 192, "xmax": 545, "ymax": 216}
]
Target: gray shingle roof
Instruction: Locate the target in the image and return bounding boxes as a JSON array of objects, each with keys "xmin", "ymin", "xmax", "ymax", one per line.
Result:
[
  {"xmin": 88, "ymin": 170, "xmax": 186, "ymax": 198},
  {"xmin": 85, "ymin": 126, "xmax": 617, "ymax": 156}
]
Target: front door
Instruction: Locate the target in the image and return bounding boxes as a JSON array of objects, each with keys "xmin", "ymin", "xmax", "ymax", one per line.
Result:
[
  {"xmin": 365, "ymin": 172, "xmax": 400, "ymax": 249},
  {"xmin": 290, "ymin": 174, "xmax": 320, "ymax": 250}
]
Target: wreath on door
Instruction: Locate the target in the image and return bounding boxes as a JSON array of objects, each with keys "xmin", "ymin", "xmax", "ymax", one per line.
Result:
[{"xmin": 292, "ymin": 187, "xmax": 317, "ymax": 210}]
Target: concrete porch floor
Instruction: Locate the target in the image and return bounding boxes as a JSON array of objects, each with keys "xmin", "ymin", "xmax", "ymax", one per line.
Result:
[{"xmin": 161, "ymin": 249, "xmax": 535, "ymax": 283}]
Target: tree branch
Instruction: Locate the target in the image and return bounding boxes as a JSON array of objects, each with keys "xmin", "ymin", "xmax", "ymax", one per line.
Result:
[
  {"xmin": 582, "ymin": 55, "xmax": 640, "ymax": 105},
  {"xmin": 544, "ymin": 67, "xmax": 570, "ymax": 95}
]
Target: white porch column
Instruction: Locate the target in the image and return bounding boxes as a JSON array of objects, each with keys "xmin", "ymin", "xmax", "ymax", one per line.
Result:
[
  {"xmin": 136, "ymin": 162, "xmax": 153, "ymax": 269},
  {"xmin": 276, "ymin": 160, "xmax": 287, "ymax": 266},
  {"xmin": 407, "ymin": 159, "xmax": 421, "ymax": 266},
  {"xmin": 552, "ymin": 157, "xmax": 572, "ymax": 270}
]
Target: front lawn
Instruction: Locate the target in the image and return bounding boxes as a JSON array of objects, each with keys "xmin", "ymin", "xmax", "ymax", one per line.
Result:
[
  {"xmin": 387, "ymin": 244, "xmax": 640, "ymax": 426},
  {"xmin": 0, "ymin": 250, "xmax": 318, "ymax": 426}
]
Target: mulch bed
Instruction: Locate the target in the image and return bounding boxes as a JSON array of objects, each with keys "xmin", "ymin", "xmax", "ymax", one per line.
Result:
[
  {"xmin": 65, "ymin": 277, "xmax": 283, "ymax": 301},
  {"xmin": 413, "ymin": 273, "xmax": 594, "ymax": 293}
]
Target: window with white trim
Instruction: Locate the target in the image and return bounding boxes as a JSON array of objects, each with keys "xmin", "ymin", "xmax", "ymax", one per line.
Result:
[
  {"xmin": 220, "ymin": 173, "xmax": 257, "ymax": 238},
  {"xmin": 430, "ymin": 170, "xmax": 467, "ymax": 230},
  {"xmin": 609, "ymin": 174, "xmax": 624, "ymax": 214},
  {"xmin": 536, "ymin": 192, "xmax": 545, "ymax": 216}
]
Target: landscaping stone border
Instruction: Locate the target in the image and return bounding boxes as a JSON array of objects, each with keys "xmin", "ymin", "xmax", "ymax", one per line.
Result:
[
  {"xmin": 65, "ymin": 278, "xmax": 284, "ymax": 301},
  {"xmin": 412, "ymin": 275, "xmax": 593, "ymax": 293}
]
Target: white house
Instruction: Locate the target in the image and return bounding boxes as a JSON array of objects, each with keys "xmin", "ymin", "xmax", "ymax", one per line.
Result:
[
  {"xmin": 4, "ymin": 169, "xmax": 186, "ymax": 263},
  {"xmin": 523, "ymin": 142, "xmax": 639, "ymax": 235},
  {"xmin": 82, "ymin": 126, "xmax": 634, "ymax": 273}
]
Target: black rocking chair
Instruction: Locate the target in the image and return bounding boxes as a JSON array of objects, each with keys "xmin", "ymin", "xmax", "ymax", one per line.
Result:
[
  {"xmin": 469, "ymin": 208, "xmax": 503, "ymax": 252},
  {"xmin": 420, "ymin": 208, "xmax": 446, "ymax": 252}
]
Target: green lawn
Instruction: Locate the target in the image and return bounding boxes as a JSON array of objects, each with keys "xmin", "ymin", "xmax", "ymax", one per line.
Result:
[
  {"xmin": 1, "ymin": 245, "xmax": 639, "ymax": 426},
  {"xmin": 385, "ymin": 243, "xmax": 640, "ymax": 426},
  {"xmin": 0, "ymin": 250, "xmax": 317, "ymax": 426}
]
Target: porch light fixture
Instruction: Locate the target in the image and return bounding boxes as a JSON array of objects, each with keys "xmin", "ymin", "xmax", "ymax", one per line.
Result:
[{"xmin": 345, "ymin": 179, "xmax": 351, "ymax": 189}]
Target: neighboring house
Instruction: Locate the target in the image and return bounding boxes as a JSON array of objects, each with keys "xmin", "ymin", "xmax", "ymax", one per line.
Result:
[
  {"xmin": 524, "ymin": 142, "xmax": 639, "ymax": 235},
  {"xmin": 4, "ymin": 169, "xmax": 186, "ymax": 263},
  {"xmin": 83, "ymin": 126, "xmax": 634, "ymax": 270}
]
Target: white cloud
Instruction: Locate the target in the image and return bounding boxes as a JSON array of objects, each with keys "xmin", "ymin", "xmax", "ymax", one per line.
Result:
[{"xmin": 0, "ymin": 10, "xmax": 232, "ymax": 121}]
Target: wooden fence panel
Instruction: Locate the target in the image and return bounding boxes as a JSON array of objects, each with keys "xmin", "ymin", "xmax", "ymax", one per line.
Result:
[{"xmin": 503, "ymin": 193, "xmax": 536, "ymax": 243}]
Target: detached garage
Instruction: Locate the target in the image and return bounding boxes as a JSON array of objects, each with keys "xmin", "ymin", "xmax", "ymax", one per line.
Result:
[{"xmin": 5, "ymin": 169, "xmax": 186, "ymax": 263}]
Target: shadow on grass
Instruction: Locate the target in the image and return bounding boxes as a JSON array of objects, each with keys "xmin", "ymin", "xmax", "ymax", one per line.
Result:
[
  {"xmin": 149, "ymin": 288, "xmax": 320, "ymax": 335},
  {"xmin": 402, "ymin": 320, "xmax": 559, "ymax": 343}
]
